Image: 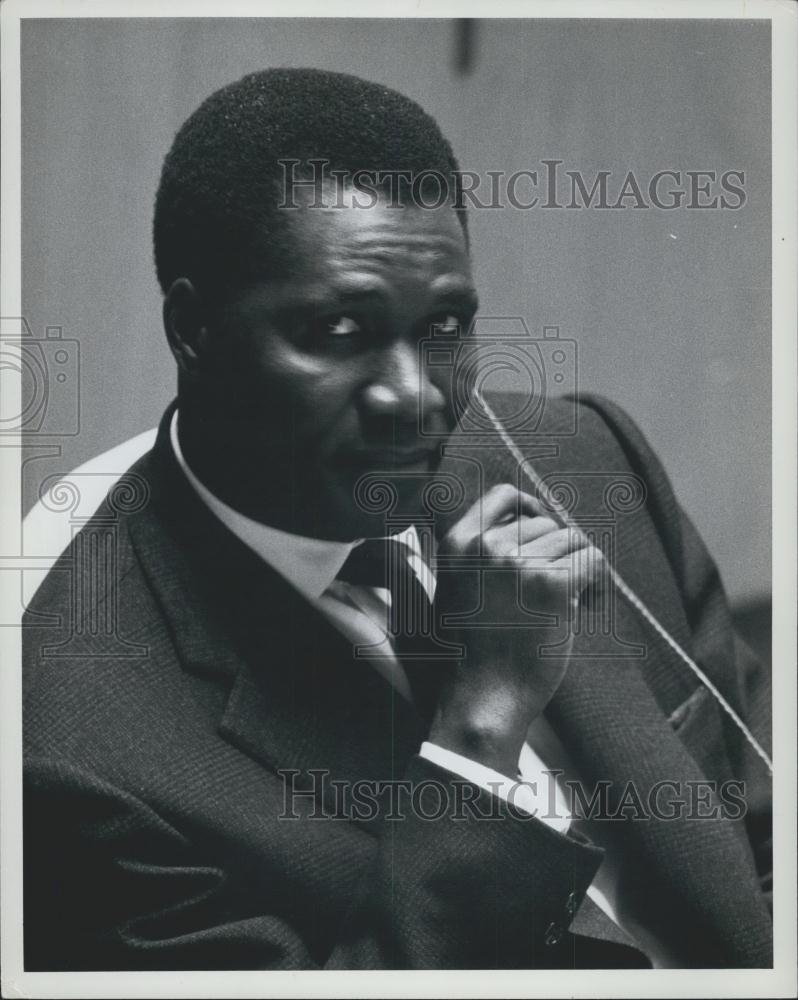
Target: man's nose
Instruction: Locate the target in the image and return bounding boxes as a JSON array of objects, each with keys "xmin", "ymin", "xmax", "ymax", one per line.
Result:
[{"xmin": 361, "ymin": 339, "xmax": 444, "ymax": 426}]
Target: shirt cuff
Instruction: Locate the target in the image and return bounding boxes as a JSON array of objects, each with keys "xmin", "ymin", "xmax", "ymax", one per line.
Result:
[{"xmin": 419, "ymin": 741, "xmax": 572, "ymax": 833}]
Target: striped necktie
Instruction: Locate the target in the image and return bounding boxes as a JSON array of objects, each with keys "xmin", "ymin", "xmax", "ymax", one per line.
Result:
[{"xmin": 338, "ymin": 537, "xmax": 444, "ymax": 723}]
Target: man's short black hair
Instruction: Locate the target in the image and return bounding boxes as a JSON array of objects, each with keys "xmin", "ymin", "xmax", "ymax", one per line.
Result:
[{"xmin": 153, "ymin": 67, "xmax": 467, "ymax": 303}]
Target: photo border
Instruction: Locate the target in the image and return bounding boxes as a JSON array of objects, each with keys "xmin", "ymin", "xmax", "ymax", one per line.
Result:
[{"xmin": 1, "ymin": 2, "xmax": 795, "ymax": 997}]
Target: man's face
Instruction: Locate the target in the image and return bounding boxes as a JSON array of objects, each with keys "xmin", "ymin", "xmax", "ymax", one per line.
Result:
[{"xmin": 199, "ymin": 194, "xmax": 477, "ymax": 539}]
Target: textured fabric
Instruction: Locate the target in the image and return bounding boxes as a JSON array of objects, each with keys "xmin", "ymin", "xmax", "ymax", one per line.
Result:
[{"xmin": 22, "ymin": 393, "xmax": 772, "ymax": 970}]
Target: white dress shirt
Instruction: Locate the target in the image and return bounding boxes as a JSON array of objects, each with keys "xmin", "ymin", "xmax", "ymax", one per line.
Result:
[{"xmin": 169, "ymin": 411, "xmax": 669, "ymax": 965}]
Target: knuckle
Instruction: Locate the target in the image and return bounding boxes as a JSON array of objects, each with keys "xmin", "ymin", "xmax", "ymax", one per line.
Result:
[
  {"xmin": 442, "ymin": 527, "xmax": 468, "ymax": 554},
  {"xmin": 484, "ymin": 533, "xmax": 514, "ymax": 560},
  {"xmin": 537, "ymin": 517, "xmax": 559, "ymax": 536},
  {"xmin": 494, "ymin": 482, "xmax": 517, "ymax": 503}
]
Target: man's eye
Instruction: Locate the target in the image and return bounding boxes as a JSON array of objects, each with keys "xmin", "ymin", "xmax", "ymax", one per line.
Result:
[
  {"xmin": 431, "ymin": 314, "xmax": 463, "ymax": 336},
  {"xmin": 325, "ymin": 315, "xmax": 362, "ymax": 337}
]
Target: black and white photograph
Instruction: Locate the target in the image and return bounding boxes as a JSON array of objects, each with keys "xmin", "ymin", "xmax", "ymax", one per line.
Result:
[{"xmin": 1, "ymin": 1, "xmax": 795, "ymax": 996}]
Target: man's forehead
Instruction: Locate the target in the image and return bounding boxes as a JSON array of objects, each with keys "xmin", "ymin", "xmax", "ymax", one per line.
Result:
[
  {"xmin": 268, "ymin": 188, "xmax": 472, "ymax": 291},
  {"xmin": 286, "ymin": 184, "xmax": 466, "ymax": 239}
]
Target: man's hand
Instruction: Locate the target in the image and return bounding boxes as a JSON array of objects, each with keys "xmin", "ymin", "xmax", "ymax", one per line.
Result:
[{"xmin": 430, "ymin": 483, "xmax": 603, "ymax": 777}]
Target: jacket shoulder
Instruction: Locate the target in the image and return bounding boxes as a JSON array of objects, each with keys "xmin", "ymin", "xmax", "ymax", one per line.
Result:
[{"xmin": 22, "ymin": 458, "xmax": 188, "ymax": 765}]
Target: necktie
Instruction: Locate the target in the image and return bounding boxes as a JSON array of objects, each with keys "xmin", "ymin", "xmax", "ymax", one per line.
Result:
[{"xmin": 337, "ymin": 537, "xmax": 444, "ymax": 723}]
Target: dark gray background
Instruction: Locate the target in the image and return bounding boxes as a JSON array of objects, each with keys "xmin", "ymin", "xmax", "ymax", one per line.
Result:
[{"xmin": 21, "ymin": 17, "xmax": 771, "ymax": 611}]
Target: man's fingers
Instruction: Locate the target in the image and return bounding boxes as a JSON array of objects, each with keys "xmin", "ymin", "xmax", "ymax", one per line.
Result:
[
  {"xmin": 482, "ymin": 515, "xmax": 561, "ymax": 555},
  {"xmin": 551, "ymin": 544, "xmax": 606, "ymax": 596},
  {"xmin": 445, "ymin": 483, "xmax": 547, "ymax": 550},
  {"xmin": 519, "ymin": 526, "xmax": 587, "ymax": 562},
  {"xmin": 479, "ymin": 483, "xmax": 544, "ymax": 525},
  {"xmin": 489, "ymin": 523, "xmax": 589, "ymax": 562}
]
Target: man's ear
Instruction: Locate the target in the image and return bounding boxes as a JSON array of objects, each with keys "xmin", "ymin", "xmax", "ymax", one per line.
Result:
[{"xmin": 163, "ymin": 278, "xmax": 211, "ymax": 376}]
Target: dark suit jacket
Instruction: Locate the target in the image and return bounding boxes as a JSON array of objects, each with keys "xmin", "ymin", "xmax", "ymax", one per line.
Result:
[{"xmin": 22, "ymin": 395, "xmax": 772, "ymax": 970}]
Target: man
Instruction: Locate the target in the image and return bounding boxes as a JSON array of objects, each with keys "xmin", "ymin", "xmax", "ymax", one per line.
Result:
[{"xmin": 23, "ymin": 68, "xmax": 772, "ymax": 970}]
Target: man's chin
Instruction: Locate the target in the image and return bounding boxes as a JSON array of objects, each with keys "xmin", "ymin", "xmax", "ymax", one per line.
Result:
[{"xmin": 322, "ymin": 466, "xmax": 439, "ymax": 540}]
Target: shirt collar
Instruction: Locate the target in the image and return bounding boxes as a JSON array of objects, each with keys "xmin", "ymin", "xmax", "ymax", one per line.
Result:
[{"xmin": 169, "ymin": 410, "xmax": 420, "ymax": 601}]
